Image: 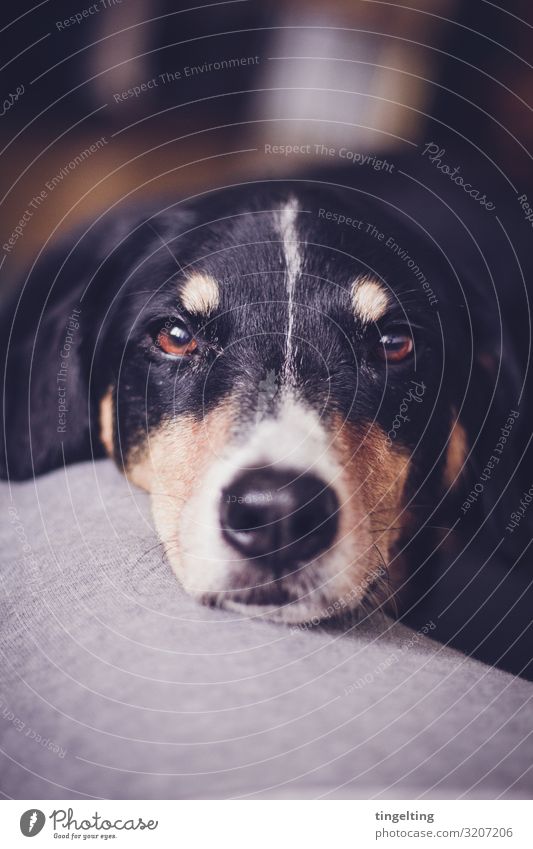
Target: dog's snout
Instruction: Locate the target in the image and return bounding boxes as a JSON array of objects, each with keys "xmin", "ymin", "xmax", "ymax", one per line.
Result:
[{"xmin": 220, "ymin": 469, "xmax": 339, "ymax": 569}]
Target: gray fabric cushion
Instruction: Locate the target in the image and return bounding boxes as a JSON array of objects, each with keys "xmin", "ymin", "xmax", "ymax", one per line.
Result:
[{"xmin": 1, "ymin": 461, "xmax": 531, "ymax": 799}]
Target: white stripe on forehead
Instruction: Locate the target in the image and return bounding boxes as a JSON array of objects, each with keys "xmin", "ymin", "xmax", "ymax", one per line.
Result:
[
  {"xmin": 276, "ymin": 198, "xmax": 302, "ymax": 381},
  {"xmin": 210, "ymin": 393, "xmax": 341, "ymax": 496}
]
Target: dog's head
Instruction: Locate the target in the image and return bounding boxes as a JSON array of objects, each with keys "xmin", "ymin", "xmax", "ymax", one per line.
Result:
[{"xmin": 2, "ymin": 183, "xmax": 523, "ymax": 622}]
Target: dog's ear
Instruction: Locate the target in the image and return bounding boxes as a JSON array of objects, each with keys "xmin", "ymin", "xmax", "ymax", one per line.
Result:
[
  {"xmin": 451, "ymin": 295, "xmax": 527, "ymax": 553},
  {"xmin": 0, "ymin": 211, "xmax": 147, "ymax": 480}
]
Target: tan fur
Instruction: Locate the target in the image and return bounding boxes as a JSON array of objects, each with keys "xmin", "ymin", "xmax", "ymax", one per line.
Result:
[
  {"xmin": 125, "ymin": 409, "xmax": 231, "ymax": 492},
  {"xmin": 332, "ymin": 415, "xmax": 411, "ymax": 567},
  {"xmin": 351, "ymin": 277, "xmax": 390, "ymax": 324},
  {"xmin": 125, "ymin": 405, "xmax": 235, "ymax": 560},
  {"xmin": 444, "ymin": 419, "xmax": 468, "ymax": 488},
  {"xmin": 126, "ymin": 414, "xmax": 199, "ymax": 493},
  {"xmin": 99, "ymin": 390, "xmax": 114, "ymax": 457},
  {"xmin": 180, "ymin": 273, "xmax": 220, "ymax": 316}
]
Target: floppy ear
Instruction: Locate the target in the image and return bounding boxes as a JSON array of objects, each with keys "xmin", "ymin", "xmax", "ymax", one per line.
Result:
[
  {"xmin": 452, "ymin": 302, "xmax": 528, "ymax": 555},
  {"xmin": 2, "ymin": 240, "xmax": 103, "ymax": 480},
  {"xmin": 0, "ymin": 211, "xmax": 145, "ymax": 481}
]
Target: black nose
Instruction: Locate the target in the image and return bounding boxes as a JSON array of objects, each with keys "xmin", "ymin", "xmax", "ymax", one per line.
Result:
[{"xmin": 220, "ymin": 469, "xmax": 339, "ymax": 569}]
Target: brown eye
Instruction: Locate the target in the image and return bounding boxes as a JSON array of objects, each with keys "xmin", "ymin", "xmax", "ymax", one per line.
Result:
[
  {"xmin": 377, "ymin": 331, "xmax": 414, "ymax": 363},
  {"xmin": 157, "ymin": 321, "xmax": 198, "ymax": 358}
]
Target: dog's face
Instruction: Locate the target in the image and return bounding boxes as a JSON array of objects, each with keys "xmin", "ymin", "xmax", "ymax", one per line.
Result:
[
  {"xmin": 3, "ymin": 183, "xmax": 486, "ymax": 623},
  {"xmin": 90, "ymin": 187, "xmax": 469, "ymax": 623}
]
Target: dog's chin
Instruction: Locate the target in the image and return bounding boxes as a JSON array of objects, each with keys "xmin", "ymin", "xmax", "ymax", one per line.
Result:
[
  {"xmin": 220, "ymin": 597, "xmax": 330, "ymax": 624},
  {"xmin": 196, "ymin": 576, "xmax": 361, "ymax": 625},
  {"xmin": 169, "ymin": 540, "xmax": 376, "ymax": 625}
]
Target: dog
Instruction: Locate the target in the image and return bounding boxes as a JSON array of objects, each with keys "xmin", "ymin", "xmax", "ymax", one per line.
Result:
[{"xmin": 2, "ymin": 177, "xmax": 531, "ymax": 668}]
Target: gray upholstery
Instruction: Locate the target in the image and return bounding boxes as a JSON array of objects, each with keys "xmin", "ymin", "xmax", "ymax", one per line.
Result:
[{"xmin": 1, "ymin": 461, "xmax": 531, "ymax": 799}]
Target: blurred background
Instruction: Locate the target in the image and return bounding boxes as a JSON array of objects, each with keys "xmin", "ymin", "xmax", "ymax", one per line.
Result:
[{"xmin": 1, "ymin": 0, "xmax": 532, "ymax": 280}]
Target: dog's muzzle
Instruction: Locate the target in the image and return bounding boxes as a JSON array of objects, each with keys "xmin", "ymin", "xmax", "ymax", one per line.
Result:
[{"xmin": 220, "ymin": 468, "xmax": 339, "ymax": 573}]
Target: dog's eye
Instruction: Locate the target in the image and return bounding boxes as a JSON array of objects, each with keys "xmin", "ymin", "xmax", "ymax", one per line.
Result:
[
  {"xmin": 376, "ymin": 331, "xmax": 414, "ymax": 363},
  {"xmin": 156, "ymin": 320, "xmax": 198, "ymax": 358}
]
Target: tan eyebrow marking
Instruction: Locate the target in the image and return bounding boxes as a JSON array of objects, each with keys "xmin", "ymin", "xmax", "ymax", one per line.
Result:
[
  {"xmin": 351, "ymin": 277, "xmax": 390, "ymax": 324},
  {"xmin": 180, "ymin": 273, "xmax": 220, "ymax": 315}
]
